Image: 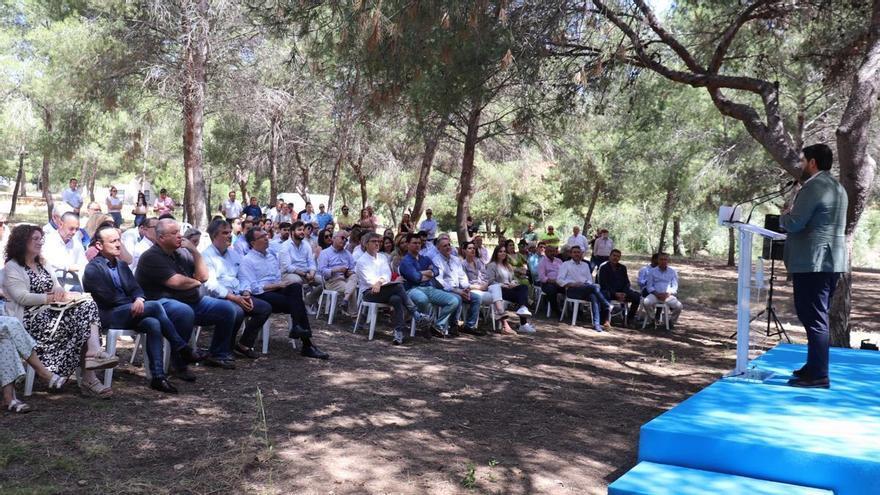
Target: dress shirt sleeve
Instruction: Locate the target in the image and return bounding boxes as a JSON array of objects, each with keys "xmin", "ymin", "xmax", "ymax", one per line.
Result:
[
  {"xmin": 238, "ymin": 257, "xmax": 262, "ymax": 295},
  {"xmin": 538, "ymin": 259, "xmax": 548, "ymax": 283},
  {"xmin": 317, "ymin": 249, "xmax": 332, "ymax": 280},
  {"xmin": 646, "ymin": 269, "xmax": 656, "ymax": 294},
  {"xmin": 306, "ymin": 245, "xmax": 317, "ymax": 272},
  {"xmin": 668, "ymin": 268, "xmax": 679, "ymax": 295},
  {"xmin": 557, "ymin": 263, "xmax": 570, "ymax": 287},
  {"xmin": 278, "ymin": 243, "xmax": 293, "ymax": 274},
  {"xmin": 202, "ymin": 252, "xmax": 230, "ymax": 299},
  {"xmin": 431, "ymin": 255, "xmax": 453, "ymax": 291},
  {"xmin": 399, "ymin": 256, "xmax": 422, "ymax": 284}
]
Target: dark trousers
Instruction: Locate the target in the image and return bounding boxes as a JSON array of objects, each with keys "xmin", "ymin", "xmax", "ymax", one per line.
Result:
[
  {"xmin": 501, "ymin": 285, "xmax": 529, "ymax": 307},
  {"xmin": 253, "ymin": 284, "xmax": 311, "ymax": 338},
  {"xmin": 106, "ymin": 301, "xmax": 177, "ymax": 378},
  {"xmin": 602, "ymin": 288, "xmax": 641, "ymax": 321},
  {"xmin": 792, "ymin": 272, "xmax": 840, "ymax": 379},
  {"xmin": 230, "ymin": 297, "xmax": 272, "ymax": 348},
  {"xmin": 567, "ymin": 285, "xmax": 610, "ymax": 326},
  {"xmin": 156, "ymin": 298, "xmax": 197, "ymax": 369},
  {"xmin": 541, "ymin": 282, "xmax": 561, "ymax": 314},
  {"xmin": 362, "ymin": 284, "xmax": 418, "ymax": 331}
]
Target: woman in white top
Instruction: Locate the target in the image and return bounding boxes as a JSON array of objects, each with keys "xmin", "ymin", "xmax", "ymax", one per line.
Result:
[
  {"xmin": 462, "ymin": 241, "xmax": 516, "ymax": 334},
  {"xmin": 106, "ymin": 186, "xmax": 124, "ymax": 227},
  {"xmin": 485, "ymin": 244, "xmax": 534, "ymax": 333}
]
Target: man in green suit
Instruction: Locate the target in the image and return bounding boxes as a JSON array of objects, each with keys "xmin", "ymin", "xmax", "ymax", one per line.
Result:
[{"xmin": 780, "ymin": 143, "xmax": 848, "ymax": 388}]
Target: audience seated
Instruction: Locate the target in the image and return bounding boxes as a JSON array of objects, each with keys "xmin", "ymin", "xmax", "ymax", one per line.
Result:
[
  {"xmin": 432, "ymin": 237, "xmax": 484, "ymax": 336},
  {"xmin": 538, "ymin": 245, "xmax": 563, "ymax": 315},
  {"xmin": 317, "ymin": 230, "xmax": 358, "ymax": 316},
  {"xmin": 521, "ymin": 223, "xmax": 537, "ymax": 243},
  {"xmin": 356, "ymin": 232, "xmax": 432, "ymax": 345},
  {"xmin": 269, "ymin": 222, "xmax": 291, "ymax": 256},
  {"xmin": 596, "ymin": 249, "xmax": 640, "ymax": 327},
  {"xmin": 643, "ymin": 253, "xmax": 683, "ymax": 329},
  {"xmin": 399, "ymin": 233, "xmax": 460, "ymax": 337},
  {"xmin": 131, "ymin": 217, "xmax": 159, "ymax": 273},
  {"xmin": 485, "ymin": 244, "xmax": 534, "ymax": 334},
  {"xmin": 316, "ymin": 203, "xmax": 333, "ymax": 230},
  {"xmin": 234, "ymin": 219, "xmax": 254, "ymax": 256},
  {"xmin": 278, "ymin": 221, "xmax": 322, "ymax": 312},
  {"xmin": 506, "ymin": 239, "xmax": 531, "ymax": 289},
  {"xmin": 239, "ymin": 227, "xmax": 328, "ymax": 359},
  {"xmin": 557, "ymin": 245, "xmax": 612, "ymax": 332},
  {"xmin": 135, "ymin": 218, "xmax": 239, "ymax": 373},
  {"xmin": 638, "ymin": 253, "xmax": 660, "ymax": 296},
  {"xmin": 461, "ymin": 241, "xmax": 516, "ymax": 334},
  {"xmin": 337, "ymin": 205, "xmax": 354, "ymax": 230},
  {"xmin": 473, "ymin": 235, "xmax": 490, "ymax": 265},
  {"xmin": 1, "ymin": 316, "xmax": 65, "ymax": 413},
  {"xmin": 43, "ymin": 212, "xmax": 88, "ymax": 290}
]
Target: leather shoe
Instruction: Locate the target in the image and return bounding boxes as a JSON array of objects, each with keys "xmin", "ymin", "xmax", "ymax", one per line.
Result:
[
  {"xmin": 233, "ymin": 344, "xmax": 260, "ymax": 359},
  {"xmin": 460, "ymin": 326, "xmax": 485, "ymax": 336},
  {"xmin": 179, "ymin": 345, "xmax": 207, "ymax": 363},
  {"xmin": 431, "ymin": 327, "xmax": 447, "ymax": 338},
  {"xmin": 149, "ymin": 377, "xmax": 178, "ymax": 394},
  {"xmin": 447, "ymin": 327, "xmax": 460, "ymax": 338},
  {"xmin": 171, "ymin": 366, "xmax": 197, "ymax": 382},
  {"xmin": 301, "ymin": 345, "xmax": 329, "ymax": 360},
  {"xmin": 792, "ymin": 366, "xmax": 807, "ymax": 378},
  {"xmin": 203, "ymin": 356, "xmax": 236, "ymax": 370},
  {"xmin": 288, "ymin": 326, "xmax": 311, "ymax": 339},
  {"xmin": 787, "ymin": 376, "xmax": 830, "ymax": 389}
]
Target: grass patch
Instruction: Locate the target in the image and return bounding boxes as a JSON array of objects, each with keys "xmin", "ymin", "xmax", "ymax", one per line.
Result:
[{"xmin": 0, "ymin": 437, "xmax": 28, "ymax": 468}]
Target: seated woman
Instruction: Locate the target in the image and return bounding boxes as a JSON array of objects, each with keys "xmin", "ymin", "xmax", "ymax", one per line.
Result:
[
  {"xmin": 2, "ymin": 224, "xmax": 117, "ymax": 399},
  {"xmin": 485, "ymin": 244, "xmax": 534, "ymax": 334},
  {"xmin": 505, "ymin": 239, "xmax": 532, "ymax": 290},
  {"xmin": 462, "ymin": 241, "xmax": 516, "ymax": 334},
  {"xmin": 1, "ymin": 316, "xmax": 66, "ymax": 413}
]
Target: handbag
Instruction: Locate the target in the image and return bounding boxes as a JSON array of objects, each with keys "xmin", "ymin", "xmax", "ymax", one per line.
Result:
[{"xmin": 36, "ymin": 293, "xmax": 94, "ymax": 338}]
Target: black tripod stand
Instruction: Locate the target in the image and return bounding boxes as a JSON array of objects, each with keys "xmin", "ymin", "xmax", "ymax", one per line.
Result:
[{"xmin": 731, "ymin": 256, "xmax": 791, "ymax": 343}]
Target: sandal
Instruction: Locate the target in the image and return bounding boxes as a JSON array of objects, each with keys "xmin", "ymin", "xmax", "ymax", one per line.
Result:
[
  {"xmin": 6, "ymin": 399, "xmax": 32, "ymax": 413},
  {"xmin": 84, "ymin": 351, "xmax": 119, "ymax": 371},
  {"xmin": 79, "ymin": 378, "xmax": 113, "ymax": 399},
  {"xmin": 47, "ymin": 373, "xmax": 68, "ymax": 391}
]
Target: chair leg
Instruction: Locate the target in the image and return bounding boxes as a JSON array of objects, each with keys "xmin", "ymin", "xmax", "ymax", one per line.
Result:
[
  {"xmin": 24, "ymin": 365, "xmax": 35, "ymax": 397},
  {"xmin": 367, "ymin": 305, "xmax": 378, "ymax": 340},
  {"xmin": 103, "ymin": 330, "xmax": 120, "ymax": 388},
  {"xmin": 410, "ymin": 315, "xmax": 417, "ymax": 337},
  {"xmin": 130, "ymin": 334, "xmax": 142, "ymax": 365},
  {"xmin": 559, "ymin": 299, "xmax": 567, "ymax": 322},
  {"xmin": 143, "ymin": 341, "xmax": 153, "ymax": 380},
  {"xmin": 571, "ymin": 301, "xmax": 579, "ymax": 326},
  {"xmin": 262, "ymin": 320, "xmax": 270, "ymax": 355},
  {"xmin": 353, "ymin": 302, "xmax": 363, "ymax": 333},
  {"xmin": 162, "ymin": 339, "xmax": 171, "ymax": 374},
  {"xmin": 663, "ymin": 305, "xmax": 670, "ymax": 330},
  {"xmin": 190, "ymin": 327, "xmax": 201, "ymax": 348},
  {"xmin": 327, "ymin": 293, "xmax": 337, "ymax": 325}
]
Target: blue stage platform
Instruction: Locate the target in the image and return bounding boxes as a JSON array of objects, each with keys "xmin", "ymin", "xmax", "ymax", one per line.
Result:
[{"xmin": 609, "ymin": 344, "xmax": 880, "ymax": 495}]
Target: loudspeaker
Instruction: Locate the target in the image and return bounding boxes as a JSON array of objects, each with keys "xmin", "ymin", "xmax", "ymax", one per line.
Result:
[{"xmin": 762, "ymin": 214, "xmax": 785, "ymax": 260}]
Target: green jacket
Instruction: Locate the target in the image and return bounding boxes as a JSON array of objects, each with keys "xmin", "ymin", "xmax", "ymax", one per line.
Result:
[{"xmin": 780, "ymin": 171, "xmax": 848, "ymax": 273}]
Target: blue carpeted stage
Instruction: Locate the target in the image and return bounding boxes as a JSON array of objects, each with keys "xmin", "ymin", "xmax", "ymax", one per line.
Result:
[{"xmin": 609, "ymin": 344, "xmax": 880, "ymax": 495}]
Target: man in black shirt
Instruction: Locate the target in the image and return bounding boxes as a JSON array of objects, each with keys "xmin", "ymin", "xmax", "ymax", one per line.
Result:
[
  {"xmin": 597, "ymin": 249, "xmax": 641, "ymax": 327},
  {"xmin": 136, "ymin": 218, "xmax": 238, "ymax": 373}
]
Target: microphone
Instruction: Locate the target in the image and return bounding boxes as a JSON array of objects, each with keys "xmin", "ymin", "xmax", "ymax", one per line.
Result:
[
  {"xmin": 727, "ymin": 180, "xmax": 795, "ymax": 224},
  {"xmin": 745, "ymin": 180, "xmax": 796, "ymax": 224}
]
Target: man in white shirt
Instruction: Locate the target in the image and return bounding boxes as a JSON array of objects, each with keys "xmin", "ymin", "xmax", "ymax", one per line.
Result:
[
  {"xmin": 239, "ymin": 227, "xmax": 328, "ymax": 359},
  {"xmin": 62, "ymin": 178, "xmax": 83, "ymax": 216},
  {"xmin": 265, "ymin": 199, "xmax": 285, "ymax": 223},
  {"xmin": 565, "ymin": 226, "xmax": 589, "ymax": 253},
  {"xmin": 268, "ymin": 222, "xmax": 291, "ymax": 257},
  {"xmin": 557, "ymin": 246, "xmax": 612, "ymax": 332},
  {"xmin": 317, "ymin": 230, "xmax": 358, "ymax": 315},
  {"xmin": 43, "ymin": 212, "xmax": 88, "ymax": 290},
  {"xmin": 637, "ymin": 253, "xmax": 660, "ymax": 296},
  {"xmin": 121, "ymin": 224, "xmax": 141, "ymax": 256},
  {"xmin": 221, "ymin": 191, "xmax": 243, "ymax": 223},
  {"xmin": 356, "ymin": 232, "xmax": 432, "ymax": 345},
  {"xmin": 419, "ymin": 208, "xmax": 438, "ymax": 242},
  {"xmin": 233, "ymin": 219, "xmax": 254, "ymax": 256},
  {"xmin": 643, "ymin": 253, "xmax": 682, "ymax": 329},
  {"xmin": 432, "ymin": 237, "xmax": 485, "ymax": 335},
  {"xmin": 591, "ymin": 229, "xmax": 614, "ymax": 268},
  {"xmin": 201, "ymin": 219, "xmax": 272, "ymax": 358},
  {"xmin": 279, "ymin": 221, "xmax": 322, "ymax": 310},
  {"xmin": 131, "ymin": 217, "xmax": 159, "ymax": 273},
  {"xmin": 300, "ymin": 202, "xmax": 317, "ymax": 226}
]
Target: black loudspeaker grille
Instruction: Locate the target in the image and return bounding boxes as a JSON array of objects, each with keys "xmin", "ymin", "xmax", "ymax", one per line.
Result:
[{"xmin": 762, "ymin": 214, "xmax": 785, "ymax": 260}]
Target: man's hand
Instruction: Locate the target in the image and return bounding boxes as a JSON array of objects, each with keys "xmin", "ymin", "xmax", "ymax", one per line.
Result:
[
  {"xmin": 180, "ymin": 237, "xmax": 198, "ymax": 252},
  {"xmin": 371, "ymin": 281, "xmax": 382, "ymax": 294},
  {"xmin": 306, "ymin": 270, "xmax": 315, "ymax": 281},
  {"xmin": 332, "ymin": 266, "xmax": 348, "ymax": 273},
  {"xmin": 130, "ymin": 297, "xmax": 145, "ymax": 317},
  {"xmin": 459, "ymin": 288, "xmax": 471, "ymax": 302},
  {"xmin": 240, "ymin": 294, "xmax": 254, "ymax": 312}
]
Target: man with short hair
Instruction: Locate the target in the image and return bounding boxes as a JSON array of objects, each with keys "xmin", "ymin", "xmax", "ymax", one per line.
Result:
[
  {"xmin": 242, "ymin": 196, "xmax": 262, "ymax": 220},
  {"xmin": 538, "ymin": 245, "xmax": 563, "ymax": 315},
  {"xmin": 43, "ymin": 211, "xmax": 88, "ymax": 290},
  {"xmin": 84, "ymin": 226, "xmax": 205, "ymax": 393},
  {"xmin": 643, "ymin": 253, "xmax": 683, "ymax": 329},
  {"xmin": 269, "ymin": 222, "xmax": 291, "ymax": 256},
  {"xmin": 400, "ymin": 233, "xmax": 460, "ymax": 337},
  {"xmin": 521, "ymin": 223, "xmax": 537, "ymax": 243},
  {"xmin": 565, "ymin": 226, "xmax": 589, "ymax": 253},
  {"xmin": 62, "ymin": 178, "xmax": 83, "ymax": 216},
  {"xmin": 558, "ymin": 245, "xmax": 613, "ymax": 332},
  {"xmin": 279, "ymin": 221, "xmax": 322, "ymax": 311},
  {"xmin": 473, "ymin": 235, "xmax": 490, "ymax": 265},
  {"xmin": 265, "ymin": 199, "xmax": 285, "ymax": 223},
  {"xmin": 539, "ymin": 225, "xmax": 561, "ymax": 247},
  {"xmin": 337, "ymin": 204, "xmax": 354, "ymax": 230},
  {"xmin": 300, "ymin": 202, "xmax": 316, "ymax": 225},
  {"xmin": 316, "ymin": 204, "xmax": 334, "ymax": 230},
  {"xmin": 317, "ymin": 230, "xmax": 358, "ymax": 315},
  {"xmin": 638, "ymin": 253, "xmax": 660, "ymax": 296},
  {"xmin": 152, "ymin": 188, "xmax": 175, "ymax": 216},
  {"xmin": 356, "ymin": 232, "xmax": 432, "ymax": 345},
  {"xmin": 221, "ymin": 191, "xmax": 243, "ymax": 223},
  {"xmin": 202, "ymin": 219, "xmax": 273, "ymax": 358},
  {"xmin": 239, "ymin": 227, "xmax": 329, "ymax": 359},
  {"xmin": 591, "ymin": 229, "xmax": 614, "ymax": 268},
  {"xmin": 597, "ymin": 249, "xmax": 641, "ymax": 327},
  {"xmin": 234, "ymin": 219, "xmax": 254, "ymax": 256},
  {"xmin": 419, "ymin": 209, "xmax": 438, "ymax": 242},
  {"xmin": 131, "ymin": 217, "xmax": 159, "ymax": 273},
  {"xmin": 432, "ymin": 237, "xmax": 484, "ymax": 335},
  {"xmin": 136, "ymin": 218, "xmax": 239, "ymax": 370}
]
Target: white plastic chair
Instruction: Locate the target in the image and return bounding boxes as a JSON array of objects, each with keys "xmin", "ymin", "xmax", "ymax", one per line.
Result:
[
  {"xmin": 316, "ymin": 278, "xmax": 341, "ymax": 325},
  {"xmin": 24, "ymin": 365, "xmax": 81, "ymax": 397},
  {"xmin": 260, "ymin": 314, "xmax": 294, "ymax": 353},
  {"xmin": 642, "ymin": 301, "xmax": 671, "ymax": 330},
  {"xmin": 533, "ymin": 286, "xmax": 552, "ymax": 318},
  {"xmin": 106, "ymin": 328, "xmax": 171, "ymax": 387},
  {"xmin": 559, "ymin": 296, "xmax": 594, "ymax": 327}
]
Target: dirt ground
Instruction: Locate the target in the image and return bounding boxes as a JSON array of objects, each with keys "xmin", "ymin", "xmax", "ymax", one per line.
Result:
[{"xmin": 2, "ymin": 257, "xmax": 878, "ymax": 495}]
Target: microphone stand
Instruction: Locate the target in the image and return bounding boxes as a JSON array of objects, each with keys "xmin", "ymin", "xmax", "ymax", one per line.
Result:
[
  {"xmin": 727, "ymin": 182, "xmax": 792, "ymax": 224},
  {"xmin": 744, "ymin": 181, "xmax": 796, "ymax": 224}
]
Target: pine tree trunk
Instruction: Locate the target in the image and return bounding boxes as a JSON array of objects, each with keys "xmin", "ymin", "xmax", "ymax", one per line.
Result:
[
  {"xmin": 727, "ymin": 227, "xmax": 736, "ymax": 267},
  {"xmin": 657, "ymin": 187, "xmax": 674, "ymax": 253},
  {"xmin": 268, "ymin": 114, "xmax": 280, "ymax": 205},
  {"xmin": 180, "ymin": 0, "xmax": 210, "ymax": 229},
  {"xmin": 9, "ymin": 149, "xmax": 26, "ymax": 217},
  {"xmin": 40, "ymin": 109, "xmax": 53, "ymax": 221},
  {"xmin": 327, "ymin": 154, "xmax": 344, "ymax": 212},
  {"xmin": 87, "ymin": 159, "xmax": 98, "ymax": 203},
  {"xmin": 455, "ymin": 104, "xmax": 482, "ymax": 246},
  {"xmin": 411, "ymin": 119, "xmax": 446, "ymax": 223},
  {"xmin": 582, "ymin": 181, "xmax": 601, "ymax": 232},
  {"xmin": 672, "ymin": 216, "xmax": 682, "ymax": 256}
]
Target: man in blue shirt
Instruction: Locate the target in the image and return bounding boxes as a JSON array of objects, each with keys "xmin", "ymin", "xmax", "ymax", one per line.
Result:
[
  {"xmin": 242, "ymin": 196, "xmax": 262, "ymax": 219},
  {"xmin": 399, "ymin": 233, "xmax": 460, "ymax": 337},
  {"xmin": 316, "ymin": 203, "xmax": 334, "ymax": 230}
]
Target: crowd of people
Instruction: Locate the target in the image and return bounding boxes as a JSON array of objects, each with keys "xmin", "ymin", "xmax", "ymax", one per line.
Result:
[{"xmin": 0, "ymin": 182, "xmax": 683, "ymax": 413}]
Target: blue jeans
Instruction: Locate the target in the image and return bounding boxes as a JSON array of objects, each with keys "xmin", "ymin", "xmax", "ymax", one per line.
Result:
[
  {"xmin": 407, "ymin": 286, "xmax": 460, "ymax": 331},
  {"xmin": 189, "ymin": 297, "xmax": 238, "ymax": 359},
  {"xmin": 567, "ymin": 285, "xmax": 611, "ymax": 327},
  {"xmin": 453, "ymin": 291, "xmax": 482, "ymax": 328},
  {"xmin": 156, "ymin": 298, "xmax": 195, "ymax": 369},
  {"xmin": 231, "ymin": 297, "xmax": 272, "ymax": 348},
  {"xmin": 105, "ymin": 301, "xmax": 176, "ymax": 378}
]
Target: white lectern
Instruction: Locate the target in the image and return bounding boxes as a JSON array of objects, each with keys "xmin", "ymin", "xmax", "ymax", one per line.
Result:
[{"xmin": 720, "ymin": 211, "xmax": 787, "ymax": 381}]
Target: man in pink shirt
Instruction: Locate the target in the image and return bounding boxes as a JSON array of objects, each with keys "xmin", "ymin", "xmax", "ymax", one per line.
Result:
[
  {"xmin": 537, "ymin": 244, "xmax": 564, "ymax": 315},
  {"xmin": 153, "ymin": 188, "xmax": 175, "ymax": 216}
]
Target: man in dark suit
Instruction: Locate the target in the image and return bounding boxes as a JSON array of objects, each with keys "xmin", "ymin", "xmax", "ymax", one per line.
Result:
[
  {"xmin": 597, "ymin": 249, "xmax": 641, "ymax": 327},
  {"xmin": 780, "ymin": 143, "xmax": 848, "ymax": 388},
  {"xmin": 83, "ymin": 225, "xmax": 205, "ymax": 393}
]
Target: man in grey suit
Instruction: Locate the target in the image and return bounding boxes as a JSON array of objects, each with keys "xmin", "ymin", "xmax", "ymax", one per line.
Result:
[{"xmin": 780, "ymin": 143, "xmax": 848, "ymax": 388}]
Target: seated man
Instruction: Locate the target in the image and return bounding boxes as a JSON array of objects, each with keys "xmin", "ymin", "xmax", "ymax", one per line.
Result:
[
  {"xmin": 43, "ymin": 211, "xmax": 88, "ymax": 290},
  {"xmin": 131, "ymin": 217, "xmax": 159, "ymax": 273},
  {"xmin": 597, "ymin": 249, "xmax": 640, "ymax": 327},
  {"xmin": 432, "ymin": 236, "xmax": 484, "ymax": 336},
  {"xmin": 557, "ymin": 245, "xmax": 613, "ymax": 332},
  {"xmin": 83, "ymin": 225, "xmax": 205, "ymax": 393},
  {"xmin": 537, "ymin": 244, "xmax": 563, "ymax": 315},
  {"xmin": 268, "ymin": 221, "xmax": 291, "ymax": 256},
  {"xmin": 644, "ymin": 253, "xmax": 683, "ymax": 329},
  {"xmin": 400, "ymin": 233, "xmax": 460, "ymax": 337},
  {"xmin": 356, "ymin": 232, "xmax": 432, "ymax": 345},
  {"xmin": 202, "ymin": 219, "xmax": 272, "ymax": 358},
  {"xmin": 234, "ymin": 218, "xmax": 254, "ymax": 256},
  {"xmin": 317, "ymin": 230, "xmax": 358, "ymax": 316},
  {"xmin": 239, "ymin": 227, "xmax": 329, "ymax": 359},
  {"xmin": 638, "ymin": 253, "xmax": 660, "ymax": 297},
  {"xmin": 279, "ymin": 221, "xmax": 322, "ymax": 312},
  {"xmin": 136, "ymin": 218, "xmax": 239, "ymax": 371}
]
